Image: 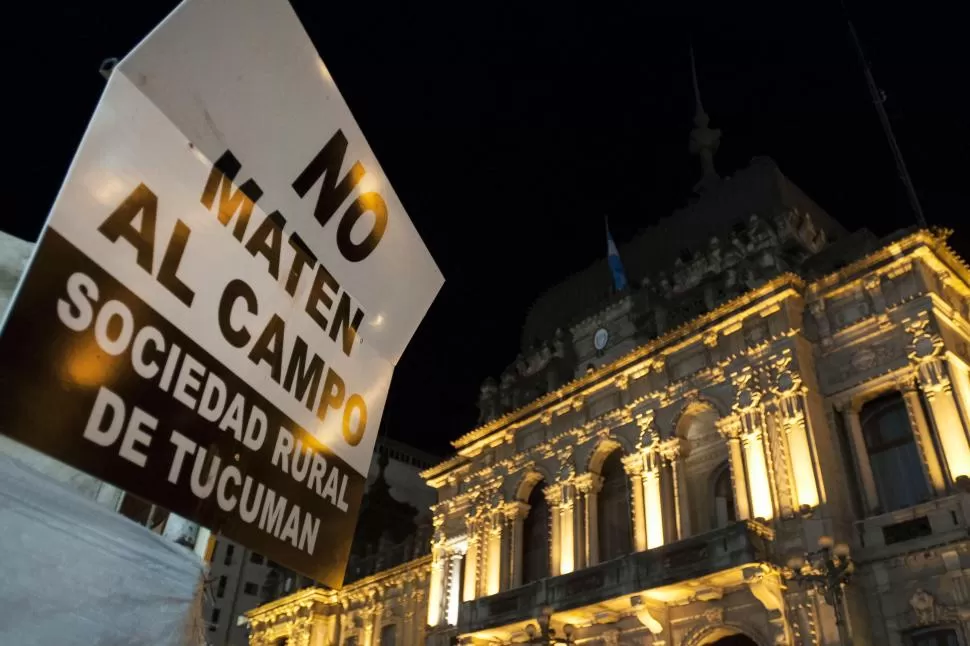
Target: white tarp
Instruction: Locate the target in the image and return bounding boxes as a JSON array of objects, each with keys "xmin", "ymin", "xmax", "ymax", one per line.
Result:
[{"xmin": 0, "ymin": 453, "xmax": 205, "ymax": 646}]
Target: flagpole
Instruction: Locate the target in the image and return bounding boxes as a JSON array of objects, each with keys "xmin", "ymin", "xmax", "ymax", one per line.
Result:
[{"xmin": 841, "ymin": 1, "xmax": 927, "ymax": 229}]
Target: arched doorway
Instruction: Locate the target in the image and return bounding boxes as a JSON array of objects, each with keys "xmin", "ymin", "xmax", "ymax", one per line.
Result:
[
  {"xmin": 708, "ymin": 636, "xmax": 758, "ymax": 646},
  {"xmin": 711, "ymin": 461, "xmax": 737, "ymax": 529},
  {"xmin": 690, "ymin": 625, "xmax": 762, "ymax": 646},
  {"xmin": 597, "ymin": 449, "xmax": 632, "ymax": 561},
  {"xmin": 675, "ymin": 400, "xmax": 727, "ymax": 536},
  {"xmin": 521, "ymin": 480, "xmax": 549, "ymax": 584}
]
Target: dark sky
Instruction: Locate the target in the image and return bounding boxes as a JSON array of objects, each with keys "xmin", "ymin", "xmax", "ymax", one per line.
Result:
[{"xmin": 8, "ymin": 1, "xmax": 968, "ymax": 456}]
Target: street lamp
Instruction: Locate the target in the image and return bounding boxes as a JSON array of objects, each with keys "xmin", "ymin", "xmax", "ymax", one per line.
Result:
[
  {"xmin": 783, "ymin": 535, "xmax": 855, "ymax": 645},
  {"xmin": 523, "ymin": 607, "xmax": 575, "ymax": 645}
]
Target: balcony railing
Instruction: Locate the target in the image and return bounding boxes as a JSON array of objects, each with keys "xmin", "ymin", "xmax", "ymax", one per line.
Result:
[{"xmin": 459, "ymin": 520, "xmax": 773, "ymax": 634}]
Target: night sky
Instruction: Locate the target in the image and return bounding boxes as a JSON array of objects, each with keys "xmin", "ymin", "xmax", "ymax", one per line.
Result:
[{"xmin": 8, "ymin": 1, "xmax": 967, "ymax": 456}]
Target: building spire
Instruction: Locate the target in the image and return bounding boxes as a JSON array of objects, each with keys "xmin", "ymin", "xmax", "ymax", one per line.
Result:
[{"xmin": 689, "ymin": 41, "xmax": 721, "ymax": 193}]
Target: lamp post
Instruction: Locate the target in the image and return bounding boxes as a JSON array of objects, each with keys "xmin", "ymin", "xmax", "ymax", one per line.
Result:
[
  {"xmin": 783, "ymin": 535, "xmax": 855, "ymax": 645},
  {"xmin": 523, "ymin": 606, "xmax": 575, "ymax": 645}
]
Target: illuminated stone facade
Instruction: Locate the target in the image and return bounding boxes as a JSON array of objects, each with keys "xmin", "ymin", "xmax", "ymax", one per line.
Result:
[
  {"xmin": 419, "ymin": 225, "xmax": 970, "ymax": 646},
  {"xmin": 247, "ymin": 155, "xmax": 970, "ymax": 646},
  {"xmin": 247, "ymin": 555, "xmax": 431, "ymax": 646}
]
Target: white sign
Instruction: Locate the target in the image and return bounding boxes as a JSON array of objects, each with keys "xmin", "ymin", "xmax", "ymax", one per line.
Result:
[{"xmin": 0, "ymin": 0, "xmax": 441, "ymax": 586}]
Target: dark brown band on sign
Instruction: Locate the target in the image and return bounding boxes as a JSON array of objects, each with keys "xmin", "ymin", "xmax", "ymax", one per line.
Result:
[{"xmin": 0, "ymin": 229, "xmax": 364, "ymax": 589}]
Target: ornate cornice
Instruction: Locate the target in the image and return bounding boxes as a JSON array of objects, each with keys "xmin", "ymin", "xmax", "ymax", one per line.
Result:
[
  {"xmin": 621, "ymin": 452, "xmax": 645, "ymax": 476},
  {"xmin": 448, "ymin": 276, "xmax": 804, "ymax": 452},
  {"xmin": 574, "ymin": 472, "xmax": 604, "ymax": 495},
  {"xmin": 715, "ymin": 414, "xmax": 742, "ymax": 440},
  {"xmin": 430, "ymin": 229, "xmax": 970, "ymax": 490},
  {"xmin": 247, "ymin": 555, "xmax": 434, "ymax": 627}
]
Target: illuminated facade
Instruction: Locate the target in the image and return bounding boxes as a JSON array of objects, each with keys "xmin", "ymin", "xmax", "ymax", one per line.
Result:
[
  {"xmin": 247, "ymin": 93, "xmax": 970, "ymax": 645},
  {"xmin": 419, "ymin": 219, "xmax": 970, "ymax": 646},
  {"xmin": 247, "ymin": 555, "xmax": 431, "ymax": 646},
  {"xmin": 248, "ymin": 211, "xmax": 970, "ymax": 646}
]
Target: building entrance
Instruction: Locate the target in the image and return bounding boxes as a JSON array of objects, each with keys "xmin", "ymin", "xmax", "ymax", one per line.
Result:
[{"xmin": 708, "ymin": 635, "xmax": 758, "ymax": 645}]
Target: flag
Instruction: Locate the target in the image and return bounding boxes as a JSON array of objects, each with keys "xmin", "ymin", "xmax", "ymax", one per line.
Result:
[{"xmin": 606, "ymin": 218, "xmax": 628, "ymax": 292}]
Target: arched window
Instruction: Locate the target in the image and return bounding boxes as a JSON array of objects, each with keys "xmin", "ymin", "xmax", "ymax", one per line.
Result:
[
  {"xmin": 861, "ymin": 392, "xmax": 930, "ymax": 512},
  {"xmin": 711, "ymin": 462, "xmax": 736, "ymax": 529},
  {"xmin": 598, "ymin": 450, "xmax": 632, "ymax": 561},
  {"xmin": 380, "ymin": 625, "xmax": 397, "ymax": 646},
  {"xmin": 521, "ymin": 482, "xmax": 549, "ymax": 584}
]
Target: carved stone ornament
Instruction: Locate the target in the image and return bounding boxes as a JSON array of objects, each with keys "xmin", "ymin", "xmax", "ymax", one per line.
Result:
[
  {"xmin": 601, "ymin": 628, "xmax": 621, "ymax": 646},
  {"xmin": 910, "ymin": 588, "xmax": 935, "ymax": 625},
  {"xmin": 703, "ymin": 607, "xmax": 725, "ymax": 624},
  {"xmin": 912, "ymin": 334, "xmax": 939, "ymax": 360},
  {"xmin": 736, "ymin": 387, "xmax": 760, "ymax": 411},
  {"xmin": 905, "ymin": 313, "xmax": 943, "ymax": 362},
  {"xmin": 776, "ymin": 371, "xmax": 796, "ymax": 393},
  {"xmin": 850, "ymin": 347, "xmax": 877, "ymax": 371}
]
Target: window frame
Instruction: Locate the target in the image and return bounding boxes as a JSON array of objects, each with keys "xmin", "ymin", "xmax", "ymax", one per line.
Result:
[
  {"xmin": 858, "ymin": 391, "xmax": 931, "ymax": 512},
  {"xmin": 905, "ymin": 625, "xmax": 962, "ymax": 646}
]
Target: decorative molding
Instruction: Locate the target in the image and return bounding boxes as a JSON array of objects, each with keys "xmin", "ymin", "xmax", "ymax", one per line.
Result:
[
  {"xmin": 621, "ymin": 452, "xmax": 645, "ymax": 476},
  {"xmin": 906, "ymin": 588, "xmax": 962, "ymax": 628}
]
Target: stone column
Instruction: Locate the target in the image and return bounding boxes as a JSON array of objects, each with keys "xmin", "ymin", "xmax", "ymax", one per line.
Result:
[
  {"xmin": 484, "ymin": 513, "xmax": 503, "ymax": 595},
  {"xmin": 621, "ymin": 452, "xmax": 648, "ymax": 550},
  {"xmin": 500, "ymin": 512, "xmax": 513, "ymax": 590},
  {"xmin": 401, "ymin": 589, "xmax": 415, "ymax": 646},
  {"xmin": 426, "ymin": 544, "xmax": 446, "ymax": 627},
  {"xmin": 741, "ymin": 423, "xmax": 773, "ymax": 521},
  {"xmin": 329, "ymin": 609, "xmax": 340, "ymax": 646},
  {"xmin": 717, "ymin": 415, "xmax": 750, "ymax": 521},
  {"xmin": 948, "ymin": 353, "xmax": 970, "ymax": 433},
  {"xmin": 658, "ymin": 459, "xmax": 678, "ymax": 544},
  {"xmin": 369, "ymin": 603, "xmax": 383, "ymax": 646},
  {"xmin": 362, "ymin": 608, "xmax": 375, "ymax": 646},
  {"xmin": 559, "ymin": 482, "xmax": 576, "ymax": 574},
  {"xmin": 841, "ymin": 403, "xmax": 880, "ymax": 513},
  {"xmin": 773, "ymin": 388, "xmax": 821, "ymax": 511},
  {"xmin": 659, "ymin": 439, "xmax": 690, "ymax": 539},
  {"xmin": 915, "ymin": 356, "xmax": 970, "ymax": 483},
  {"xmin": 544, "ymin": 484, "xmax": 562, "ymax": 576},
  {"xmin": 572, "ymin": 485, "xmax": 585, "ymax": 570},
  {"xmin": 899, "ymin": 378, "xmax": 947, "ymax": 495},
  {"xmin": 505, "ymin": 502, "xmax": 529, "ymax": 588},
  {"xmin": 575, "ymin": 473, "xmax": 602, "ymax": 566},
  {"xmin": 445, "ymin": 550, "xmax": 464, "ymax": 625},
  {"xmin": 308, "ymin": 614, "xmax": 328, "ymax": 646},
  {"xmin": 643, "ymin": 448, "xmax": 665, "ymax": 549},
  {"xmin": 462, "ymin": 521, "xmax": 479, "ymax": 602},
  {"xmin": 411, "ymin": 585, "xmax": 426, "ymax": 646}
]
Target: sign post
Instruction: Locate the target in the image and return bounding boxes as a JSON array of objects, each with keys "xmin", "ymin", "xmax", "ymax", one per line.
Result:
[{"xmin": 0, "ymin": 0, "xmax": 442, "ymax": 589}]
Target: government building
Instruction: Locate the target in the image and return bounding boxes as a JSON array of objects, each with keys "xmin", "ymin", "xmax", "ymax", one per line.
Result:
[{"xmin": 246, "ymin": 89, "xmax": 970, "ymax": 646}]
